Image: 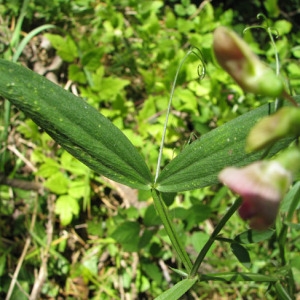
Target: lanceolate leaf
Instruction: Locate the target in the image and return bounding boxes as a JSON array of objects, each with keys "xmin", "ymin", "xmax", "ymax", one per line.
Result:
[
  {"xmin": 200, "ymin": 272, "xmax": 278, "ymax": 282},
  {"xmin": 0, "ymin": 59, "xmax": 153, "ymax": 190},
  {"xmin": 155, "ymin": 103, "xmax": 296, "ymax": 192},
  {"xmin": 154, "ymin": 278, "xmax": 198, "ymax": 300},
  {"xmin": 234, "ymin": 229, "xmax": 274, "ymax": 244}
]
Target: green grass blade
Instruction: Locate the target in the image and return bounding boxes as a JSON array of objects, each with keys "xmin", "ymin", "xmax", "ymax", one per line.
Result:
[
  {"xmin": 0, "ymin": 59, "xmax": 153, "ymax": 190},
  {"xmin": 155, "ymin": 102, "xmax": 296, "ymax": 192},
  {"xmin": 154, "ymin": 278, "xmax": 198, "ymax": 300},
  {"xmin": 200, "ymin": 272, "xmax": 278, "ymax": 282},
  {"xmin": 234, "ymin": 229, "xmax": 274, "ymax": 244},
  {"xmin": 12, "ymin": 24, "xmax": 56, "ymax": 62},
  {"xmin": 9, "ymin": 0, "xmax": 30, "ymax": 47},
  {"xmin": 275, "ymin": 282, "xmax": 293, "ymax": 300}
]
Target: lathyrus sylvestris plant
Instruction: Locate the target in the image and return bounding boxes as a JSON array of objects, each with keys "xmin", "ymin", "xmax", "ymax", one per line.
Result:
[{"xmin": 0, "ymin": 24, "xmax": 299, "ymax": 299}]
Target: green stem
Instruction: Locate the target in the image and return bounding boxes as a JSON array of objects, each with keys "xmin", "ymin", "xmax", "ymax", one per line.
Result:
[
  {"xmin": 151, "ymin": 189, "xmax": 192, "ymax": 273},
  {"xmin": 275, "ymin": 183, "xmax": 300, "ymax": 296},
  {"xmin": 278, "ymin": 223, "xmax": 288, "ymax": 266},
  {"xmin": 243, "ymin": 15, "xmax": 289, "ymax": 110},
  {"xmin": 189, "ymin": 197, "xmax": 242, "ymax": 277},
  {"xmin": 10, "ymin": 0, "xmax": 30, "ymax": 47},
  {"xmin": 266, "ymin": 27, "xmax": 283, "ymax": 111},
  {"xmin": 0, "ymin": 100, "xmax": 12, "ymax": 172}
]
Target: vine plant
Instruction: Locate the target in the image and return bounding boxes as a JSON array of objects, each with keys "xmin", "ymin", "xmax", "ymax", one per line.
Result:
[{"xmin": 0, "ymin": 18, "xmax": 299, "ymax": 299}]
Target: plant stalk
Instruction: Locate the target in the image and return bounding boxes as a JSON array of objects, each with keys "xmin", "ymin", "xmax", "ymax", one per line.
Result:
[
  {"xmin": 190, "ymin": 197, "xmax": 242, "ymax": 277},
  {"xmin": 151, "ymin": 189, "xmax": 193, "ymax": 273}
]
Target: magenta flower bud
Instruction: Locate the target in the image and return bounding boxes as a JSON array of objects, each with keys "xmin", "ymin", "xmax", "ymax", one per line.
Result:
[
  {"xmin": 213, "ymin": 26, "xmax": 284, "ymax": 97},
  {"xmin": 218, "ymin": 161, "xmax": 292, "ymax": 230},
  {"xmin": 246, "ymin": 107, "xmax": 300, "ymax": 152}
]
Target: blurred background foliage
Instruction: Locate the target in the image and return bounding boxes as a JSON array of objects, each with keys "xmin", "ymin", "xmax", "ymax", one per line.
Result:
[{"xmin": 0, "ymin": 0, "xmax": 300, "ymax": 299}]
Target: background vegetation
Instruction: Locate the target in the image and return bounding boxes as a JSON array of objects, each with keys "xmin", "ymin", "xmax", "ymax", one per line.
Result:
[{"xmin": 0, "ymin": 0, "xmax": 300, "ymax": 299}]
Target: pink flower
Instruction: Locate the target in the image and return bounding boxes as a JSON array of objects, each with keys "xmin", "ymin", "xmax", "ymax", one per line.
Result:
[{"xmin": 218, "ymin": 161, "xmax": 292, "ymax": 230}]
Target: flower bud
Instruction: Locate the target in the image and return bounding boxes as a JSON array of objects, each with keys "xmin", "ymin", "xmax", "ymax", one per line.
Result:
[
  {"xmin": 213, "ymin": 26, "xmax": 284, "ymax": 97},
  {"xmin": 218, "ymin": 160, "xmax": 293, "ymax": 230},
  {"xmin": 246, "ymin": 106, "xmax": 300, "ymax": 152}
]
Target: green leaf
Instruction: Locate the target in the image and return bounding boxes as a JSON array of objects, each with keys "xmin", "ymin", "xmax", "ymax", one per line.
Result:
[
  {"xmin": 139, "ymin": 229, "xmax": 154, "ymax": 249},
  {"xmin": 169, "ymin": 267, "xmax": 188, "ymax": 277},
  {"xmin": 291, "ymin": 46, "xmax": 300, "ymax": 58},
  {"xmin": 44, "ymin": 172, "xmax": 69, "ymax": 194},
  {"xmin": 0, "ymin": 254, "xmax": 6, "ymax": 276},
  {"xmin": 60, "ymin": 151, "xmax": 90, "ymax": 176},
  {"xmin": 275, "ymin": 281, "xmax": 293, "ymax": 300},
  {"xmin": 55, "ymin": 195, "xmax": 80, "ymax": 225},
  {"xmin": 97, "ymin": 77, "xmax": 130, "ymax": 100},
  {"xmin": 154, "ymin": 278, "xmax": 198, "ymax": 300},
  {"xmin": 230, "ymin": 243, "xmax": 251, "ymax": 269},
  {"xmin": 274, "ymin": 20, "xmax": 292, "ymax": 35},
  {"xmin": 141, "ymin": 261, "xmax": 163, "ymax": 283},
  {"xmin": 200, "ymin": 272, "xmax": 278, "ymax": 282},
  {"xmin": 35, "ymin": 158, "xmax": 60, "ymax": 178},
  {"xmin": 234, "ymin": 229, "xmax": 274, "ymax": 244},
  {"xmin": 144, "ymin": 204, "xmax": 162, "ymax": 226},
  {"xmin": 190, "ymin": 232, "xmax": 211, "ymax": 253},
  {"xmin": 263, "ymin": 0, "xmax": 280, "ymax": 17},
  {"xmin": 68, "ymin": 64, "xmax": 87, "ymax": 84},
  {"xmin": 155, "ymin": 103, "xmax": 296, "ymax": 192},
  {"xmin": 44, "ymin": 33, "xmax": 78, "ymax": 62},
  {"xmin": 68, "ymin": 180, "xmax": 90, "ymax": 199},
  {"xmin": 185, "ymin": 204, "xmax": 211, "ymax": 230},
  {"xmin": 0, "ymin": 59, "xmax": 153, "ymax": 190},
  {"xmin": 281, "ymin": 182, "xmax": 300, "ymax": 222},
  {"xmin": 111, "ymin": 221, "xmax": 140, "ymax": 252},
  {"xmin": 81, "ymin": 48, "xmax": 105, "ymax": 70}
]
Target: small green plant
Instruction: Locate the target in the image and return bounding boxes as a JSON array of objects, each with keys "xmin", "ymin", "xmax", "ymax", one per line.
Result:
[{"xmin": 1, "ymin": 15, "xmax": 300, "ymax": 299}]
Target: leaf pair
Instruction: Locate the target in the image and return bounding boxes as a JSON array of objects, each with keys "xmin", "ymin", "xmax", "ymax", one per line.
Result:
[{"xmin": 0, "ymin": 59, "xmax": 296, "ymax": 192}]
